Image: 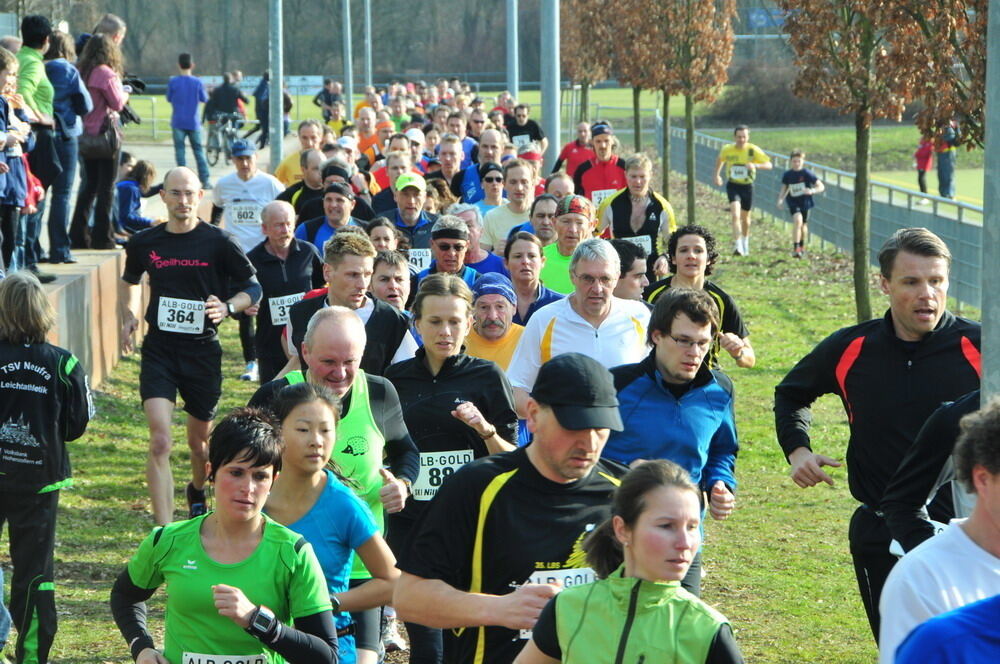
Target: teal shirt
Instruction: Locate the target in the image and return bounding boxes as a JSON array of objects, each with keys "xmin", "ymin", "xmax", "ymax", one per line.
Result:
[{"xmin": 17, "ymin": 46, "xmax": 54, "ymax": 118}]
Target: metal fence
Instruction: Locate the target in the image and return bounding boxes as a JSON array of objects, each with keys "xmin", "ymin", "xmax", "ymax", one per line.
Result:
[{"xmin": 654, "ymin": 118, "xmax": 984, "ymax": 309}]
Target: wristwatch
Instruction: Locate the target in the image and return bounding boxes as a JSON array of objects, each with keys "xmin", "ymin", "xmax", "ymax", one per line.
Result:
[
  {"xmin": 226, "ymin": 302, "xmax": 236, "ymax": 317},
  {"xmin": 331, "ymin": 594, "xmax": 342, "ymax": 612},
  {"xmin": 399, "ymin": 477, "xmax": 413, "ymax": 496},
  {"xmin": 246, "ymin": 604, "xmax": 279, "ymax": 642}
]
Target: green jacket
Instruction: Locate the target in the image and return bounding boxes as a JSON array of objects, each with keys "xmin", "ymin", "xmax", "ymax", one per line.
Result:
[{"xmin": 555, "ymin": 565, "xmax": 729, "ymax": 664}]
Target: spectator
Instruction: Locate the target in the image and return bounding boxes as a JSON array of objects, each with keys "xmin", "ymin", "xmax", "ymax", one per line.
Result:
[
  {"xmin": 166, "ymin": 52, "xmax": 211, "ymax": 188},
  {"xmin": 43, "ymin": 30, "xmax": 91, "ymax": 264},
  {"xmin": 115, "ymin": 158, "xmax": 156, "ymax": 234},
  {"xmin": 69, "ymin": 33, "xmax": 129, "ymax": 250}
]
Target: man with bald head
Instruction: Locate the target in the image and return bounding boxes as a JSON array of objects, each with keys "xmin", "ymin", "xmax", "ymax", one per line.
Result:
[
  {"xmin": 456, "ymin": 128, "xmax": 503, "ymax": 204},
  {"xmin": 118, "ymin": 167, "xmax": 262, "ymax": 525},
  {"xmin": 276, "ymin": 148, "xmax": 326, "ymax": 219},
  {"xmin": 249, "ymin": 306, "xmax": 419, "ymax": 663},
  {"xmin": 246, "ymin": 200, "xmax": 325, "ymax": 384}
]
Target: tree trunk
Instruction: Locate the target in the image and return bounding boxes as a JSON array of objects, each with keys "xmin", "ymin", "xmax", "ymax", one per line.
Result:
[
  {"xmin": 686, "ymin": 94, "xmax": 696, "ymax": 226},
  {"xmin": 579, "ymin": 80, "xmax": 590, "ymax": 122},
  {"xmin": 632, "ymin": 86, "xmax": 642, "ymax": 151},
  {"xmin": 853, "ymin": 110, "xmax": 873, "ymax": 322},
  {"xmin": 661, "ymin": 91, "xmax": 670, "ymax": 199}
]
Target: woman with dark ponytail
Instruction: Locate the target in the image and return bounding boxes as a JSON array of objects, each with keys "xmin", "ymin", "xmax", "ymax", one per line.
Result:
[{"xmin": 514, "ymin": 460, "xmax": 744, "ymax": 664}]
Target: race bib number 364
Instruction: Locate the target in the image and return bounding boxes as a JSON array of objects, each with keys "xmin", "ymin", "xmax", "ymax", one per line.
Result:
[
  {"xmin": 412, "ymin": 450, "xmax": 473, "ymax": 500},
  {"xmin": 157, "ymin": 297, "xmax": 205, "ymax": 334}
]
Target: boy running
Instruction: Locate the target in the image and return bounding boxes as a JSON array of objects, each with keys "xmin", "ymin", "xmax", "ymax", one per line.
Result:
[{"xmin": 776, "ymin": 150, "xmax": 824, "ymax": 258}]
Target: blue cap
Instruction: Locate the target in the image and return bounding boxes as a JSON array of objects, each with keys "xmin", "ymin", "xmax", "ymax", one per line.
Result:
[
  {"xmin": 471, "ymin": 272, "xmax": 516, "ymax": 305},
  {"xmin": 231, "ymin": 139, "xmax": 256, "ymax": 157}
]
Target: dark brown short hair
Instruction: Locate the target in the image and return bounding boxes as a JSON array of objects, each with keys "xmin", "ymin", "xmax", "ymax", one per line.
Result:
[{"xmin": 877, "ymin": 228, "xmax": 951, "ymax": 279}]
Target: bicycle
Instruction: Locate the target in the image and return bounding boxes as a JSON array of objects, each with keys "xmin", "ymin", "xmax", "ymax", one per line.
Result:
[{"xmin": 206, "ymin": 112, "xmax": 243, "ymax": 166}]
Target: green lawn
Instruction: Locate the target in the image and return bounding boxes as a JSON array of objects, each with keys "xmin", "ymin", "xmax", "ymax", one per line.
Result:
[{"xmin": 0, "ymin": 169, "xmax": 917, "ymax": 663}]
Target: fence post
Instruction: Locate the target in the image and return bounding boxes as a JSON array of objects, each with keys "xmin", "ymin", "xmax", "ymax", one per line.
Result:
[{"xmin": 151, "ymin": 97, "xmax": 157, "ymax": 140}]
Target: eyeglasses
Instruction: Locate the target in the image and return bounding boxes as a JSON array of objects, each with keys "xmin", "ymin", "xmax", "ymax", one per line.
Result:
[
  {"xmin": 668, "ymin": 335, "xmax": 712, "ymax": 351},
  {"xmin": 573, "ymin": 273, "xmax": 614, "ymax": 288},
  {"xmin": 484, "ymin": 176, "xmax": 503, "ymax": 183},
  {"xmin": 435, "ymin": 242, "xmax": 467, "ymax": 252},
  {"xmin": 166, "ymin": 190, "xmax": 199, "ymax": 199}
]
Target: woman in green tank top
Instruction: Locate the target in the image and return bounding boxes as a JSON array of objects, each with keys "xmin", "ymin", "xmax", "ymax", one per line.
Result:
[{"xmin": 514, "ymin": 460, "xmax": 744, "ymax": 664}]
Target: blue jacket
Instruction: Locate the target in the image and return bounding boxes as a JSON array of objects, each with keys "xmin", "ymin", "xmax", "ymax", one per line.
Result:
[
  {"xmin": 44, "ymin": 58, "xmax": 92, "ymax": 138},
  {"xmin": 607, "ymin": 352, "xmax": 738, "ymax": 490},
  {"xmin": 116, "ymin": 179, "xmax": 155, "ymax": 233}
]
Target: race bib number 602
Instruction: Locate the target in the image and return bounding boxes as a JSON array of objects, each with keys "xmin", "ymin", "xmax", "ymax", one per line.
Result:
[{"xmin": 157, "ymin": 297, "xmax": 206, "ymax": 334}]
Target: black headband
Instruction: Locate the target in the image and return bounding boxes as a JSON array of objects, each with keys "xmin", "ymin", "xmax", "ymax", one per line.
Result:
[{"xmin": 432, "ymin": 227, "xmax": 469, "ymax": 241}]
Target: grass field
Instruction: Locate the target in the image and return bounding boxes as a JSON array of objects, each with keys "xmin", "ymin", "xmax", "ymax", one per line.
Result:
[
  {"xmin": 872, "ymin": 169, "xmax": 984, "ymax": 207},
  {"xmin": 0, "ymin": 169, "xmax": 921, "ymax": 663}
]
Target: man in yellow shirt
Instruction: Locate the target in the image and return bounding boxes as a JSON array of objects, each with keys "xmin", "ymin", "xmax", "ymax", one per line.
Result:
[
  {"xmin": 463, "ymin": 273, "xmax": 524, "ymax": 373},
  {"xmin": 713, "ymin": 124, "xmax": 772, "ymax": 256},
  {"xmin": 273, "ymin": 119, "xmax": 324, "ymax": 186}
]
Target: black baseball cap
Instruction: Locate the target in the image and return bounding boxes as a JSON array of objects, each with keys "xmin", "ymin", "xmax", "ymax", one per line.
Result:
[{"xmin": 530, "ymin": 353, "xmax": 623, "ymax": 431}]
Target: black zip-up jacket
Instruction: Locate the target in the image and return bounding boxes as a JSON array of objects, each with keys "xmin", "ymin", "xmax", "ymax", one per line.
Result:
[
  {"xmin": 882, "ymin": 389, "xmax": 979, "ymax": 552},
  {"xmin": 385, "ymin": 348, "xmax": 518, "ymax": 522},
  {"xmin": 774, "ymin": 310, "xmax": 980, "ymax": 510},
  {"xmin": 1, "ymin": 341, "xmax": 93, "ymax": 493},
  {"xmin": 246, "ymin": 238, "xmax": 325, "ymax": 359}
]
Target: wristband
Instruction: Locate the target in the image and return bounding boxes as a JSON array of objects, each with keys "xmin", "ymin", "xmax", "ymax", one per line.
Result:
[
  {"xmin": 399, "ymin": 477, "xmax": 413, "ymax": 496},
  {"xmin": 129, "ymin": 634, "xmax": 156, "ymax": 661},
  {"xmin": 226, "ymin": 302, "xmax": 236, "ymax": 317},
  {"xmin": 478, "ymin": 426, "xmax": 497, "ymax": 439}
]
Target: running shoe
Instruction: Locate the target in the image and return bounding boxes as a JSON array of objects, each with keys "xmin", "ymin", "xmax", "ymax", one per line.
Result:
[
  {"xmin": 380, "ymin": 614, "xmax": 409, "ymax": 653},
  {"xmin": 732, "ymin": 241, "xmax": 744, "ymax": 257},
  {"xmin": 240, "ymin": 361, "xmax": 259, "ymax": 382},
  {"xmin": 187, "ymin": 482, "xmax": 208, "ymax": 518}
]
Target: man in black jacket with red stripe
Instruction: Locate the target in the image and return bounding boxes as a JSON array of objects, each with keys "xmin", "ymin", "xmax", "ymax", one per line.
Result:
[{"xmin": 774, "ymin": 228, "xmax": 980, "ymax": 642}]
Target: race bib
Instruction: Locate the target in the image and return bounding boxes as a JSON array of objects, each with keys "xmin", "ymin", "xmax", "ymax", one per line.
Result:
[
  {"xmin": 620, "ymin": 234, "xmax": 652, "ymax": 254},
  {"xmin": 511, "ymin": 133, "xmax": 531, "ymax": 148},
  {"xmin": 408, "ymin": 248, "xmax": 432, "ymax": 272},
  {"xmin": 157, "ymin": 297, "xmax": 205, "ymax": 334},
  {"xmin": 229, "ymin": 202, "xmax": 262, "ymax": 226},
  {"xmin": 412, "ymin": 450, "xmax": 473, "ymax": 501},
  {"xmin": 788, "ymin": 182, "xmax": 807, "ymax": 197},
  {"xmin": 729, "ymin": 165, "xmax": 749, "ymax": 181},
  {"xmin": 182, "ymin": 652, "xmax": 266, "ymax": 664},
  {"xmin": 268, "ymin": 292, "xmax": 304, "ymax": 326},
  {"xmin": 590, "ymin": 189, "xmax": 616, "ymax": 205},
  {"xmin": 518, "ymin": 568, "xmax": 597, "ymax": 638}
]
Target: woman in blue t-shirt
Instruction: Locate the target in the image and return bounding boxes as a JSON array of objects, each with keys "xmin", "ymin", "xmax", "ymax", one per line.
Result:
[{"xmin": 265, "ymin": 382, "xmax": 399, "ymax": 664}]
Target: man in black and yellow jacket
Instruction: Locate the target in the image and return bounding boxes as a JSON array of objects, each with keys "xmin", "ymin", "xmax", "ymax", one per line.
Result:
[{"xmin": 774, "ymin": 228, "xmax": 980, "ymax": 642}]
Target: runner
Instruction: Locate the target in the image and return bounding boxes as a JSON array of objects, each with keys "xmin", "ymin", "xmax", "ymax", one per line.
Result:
[
  {"xmin": 604, "ymin": 289, "xmax": 738, "ymax": 596},
  {"xmin": 464, "ymin": 273, "xmax": 525, "ymax": 373},
  {"xmin": 369, "ymin": 249, "xmax": 411, "ymax": 311},
  {"xmin": 596, "ymin": 153, "xmax": 676, "ymax": 281},
  {"xmin": 448, "ymin": 202, "xmax": 508, "ymax": 276},
  {"xmin": 456, "ymin": 129, "xmax": 503, "ymax": 204},
  {"xmin": 275, "ymin": 148, "xmax": 326, "ymax": 220},
  {"xmin": 109, "ymin": 409, "xmax": 339, "ymax": 664},
  {"xmin": 713, "ymin": 124, "xmax": 772, "ymax": 256},
  {"xmin": 482, "ymin": 158, "xmax": 535, "ymax": 254},
  {"xmin": 384, "ymin": 273, "xmax": 518, "ymax": 664},
  {"xmin": 551, "ymin": 121, "xmax": 595, "ymax": 178},
  {"xmin": 386, "ymin": 172, "xmax": 437, "ymax": 251},
  {"xmin": 0, "ymin": 272, "xmax": 93, "ymax": 664},
  {"xmin": 644, "ymin": 225, "xmax": 755, "ymax": 369},
  {"xmin": 506, "ymin": 103, "xmax": 548, "ymax": 155},
  {"xmin": 246, "ymin": 200, "xmax": 325, "ymax": 384},
  {"xmin": 506, "ymin": 194, "xmax": 559, "ymax": 247},
  {"xmin": 538, "ymin": 195, "xmax": 596, "ymax": 295},
  {"xmin": 609, "ymin": 239, "xmax": 649, "ymax": 303},
  {"xmin": 284, "ymin": 232, "xmax": 417, "ymax": 377},
  {"xmin": 210, "ymin": 139, "xmax": 284, "ymax": 382},
  {"xmin": 572, "ymin": 123, "xmax": 625, "ymax": 205},
  {"xmin": 774, "ymin": 228, "xmax": 981, "ymax": 640},
  {"xmin": 414, "ymin": 215, "xmax": 481, "ymax": 288},
  {"xmin": 119, "ymin": 167, "xmax": 262, "ymax": 526},
  {"xmin": 273, "ymin": 119, "xmax": 324, "ymax": 186},
  {"xmin": 294, "ymin": 182, "xmax": 366, "ymax": 252},
  {"xmin": 394, "ymin": 352, "xmax": 625, "ymax": 664},
  {"xmin": 504, "ymin": 231, "xmax": 564, "ymax": 326},
  {"xmin": 776, "ymin": 150, "xmax": 824, "ymax": 258},
  {"xmin": 509, "ymin": 238, "xmax": 650, "ymax": 418},
  {"xmin": 514, "ymin": 460, "xmax": 743, "ymax": 664},
  {"xmin": 265, "ymin": 380, "xmax": 405, "ymax": 664}
]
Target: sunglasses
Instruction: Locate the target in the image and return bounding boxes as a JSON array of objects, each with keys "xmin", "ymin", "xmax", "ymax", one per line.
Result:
[
  {"xmin": 436, "ymin": 242, "xmax": 467, "ymax": 252},
  {"xmin": 484, "ymin": 176, "xmax": 503, "ymax": 183}
]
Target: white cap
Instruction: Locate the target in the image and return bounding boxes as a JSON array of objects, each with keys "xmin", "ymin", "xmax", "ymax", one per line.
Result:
[{"xmin": 405, "ymin": 128, "xmax": 425, "ymax": 145}]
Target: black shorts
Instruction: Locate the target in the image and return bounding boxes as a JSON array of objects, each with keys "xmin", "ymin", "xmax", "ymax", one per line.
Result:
[
  {"xmin": 140, "ymin": 334, "xmax": 223, "ymax": 422},
  {"xmin": 726, "ymin": 182, "xmax": 754, "ymax": 211},
  {"xmin": 787, "ymin": 197, "xmax": 814, "ymax": 216}
]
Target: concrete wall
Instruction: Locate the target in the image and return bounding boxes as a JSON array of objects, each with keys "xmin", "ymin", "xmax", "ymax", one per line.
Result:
[{"xmin": 43, "ymin": 250, "xmax": 148, "ymax": 388}]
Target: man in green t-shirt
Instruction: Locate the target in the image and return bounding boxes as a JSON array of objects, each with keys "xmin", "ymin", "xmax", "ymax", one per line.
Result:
[{"xmin": 539, "ymin": 195, "xmax": 596, "ymax": 295}]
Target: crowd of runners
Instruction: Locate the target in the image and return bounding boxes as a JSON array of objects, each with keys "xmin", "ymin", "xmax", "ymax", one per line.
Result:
[{"xmin": 0, "ymin": 9, "xmax": 999, "ymax": 664}]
